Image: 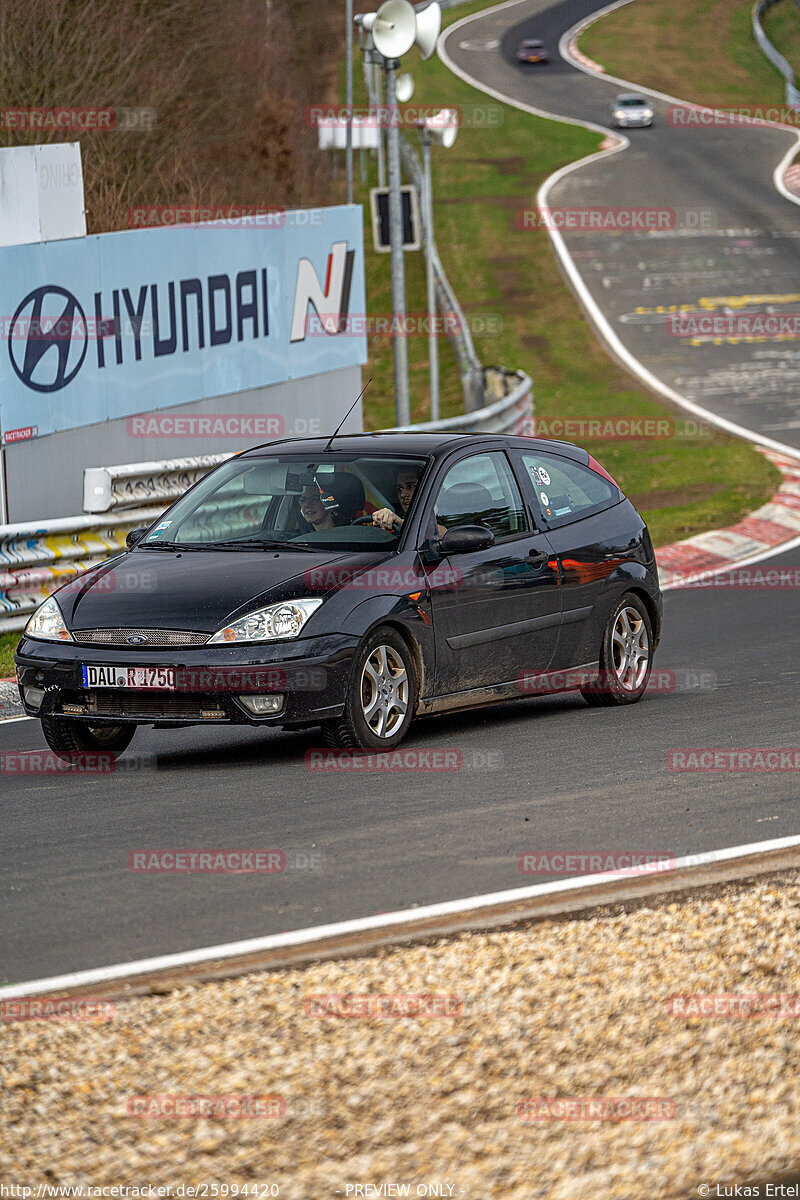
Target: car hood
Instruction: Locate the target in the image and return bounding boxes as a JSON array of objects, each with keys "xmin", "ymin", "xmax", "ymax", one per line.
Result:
[{"xmin": 57, "ymin": 546, "xmax": 390, "ymax": 633}]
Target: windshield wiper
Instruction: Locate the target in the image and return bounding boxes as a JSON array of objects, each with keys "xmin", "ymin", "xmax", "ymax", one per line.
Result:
[
  {"xmin": 204, "ymin": 537, "xmax": 316, "ymax": 550},
  {"xmin": 139, "ymin": 540, "xmax": 208, "ymax": 551}
]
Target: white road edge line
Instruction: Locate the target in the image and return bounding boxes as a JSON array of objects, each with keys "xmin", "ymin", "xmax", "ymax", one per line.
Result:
[
  {"xmin": 439, "ymin": 0, "xmax": 800, "ymax": 465},
  {"xmin": 3, "ymin": 834, "xmax": 800, "ymax": 998}
]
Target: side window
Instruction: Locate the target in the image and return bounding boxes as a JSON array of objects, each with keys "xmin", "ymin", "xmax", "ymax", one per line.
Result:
[
  {"xmin": 435, "ymin": 451, "xmax": 527, "ymax": 539},
  {"xmin": 520, "ymin": 452, "xmax": 619, "ymax": 527}
]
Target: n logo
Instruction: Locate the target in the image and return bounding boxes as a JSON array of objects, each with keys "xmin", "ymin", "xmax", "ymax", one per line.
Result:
[{"xmin": 290, "ymin": 242, "xmax": 355, "ymax": 343}]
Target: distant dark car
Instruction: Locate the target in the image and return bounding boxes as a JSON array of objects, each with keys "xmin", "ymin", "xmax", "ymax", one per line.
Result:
[
  {"xmin": 16, "ymin": 432, "xmax": 662, "ymax": 758},
  {"xmin": 517, "ymin": 38, "xmax": 548, "ymax": 63}
]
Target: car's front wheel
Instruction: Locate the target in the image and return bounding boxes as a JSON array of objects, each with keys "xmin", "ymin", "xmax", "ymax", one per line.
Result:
[
  {"xmin": 41, "ymin": 716, "xmax": 136, "ymax": 764},
  {"xmin": 323, "ymin": 626, "xmax": 417, "ymax": 749},
  {"xmin": 581, "ymin": 592, "xmax": 653, "ymax": 707}
]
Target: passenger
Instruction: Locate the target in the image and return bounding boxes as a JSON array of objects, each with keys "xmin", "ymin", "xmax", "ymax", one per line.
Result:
[
  {"xmin": 299, "ymin": 484, "xmax": 334, "ymax": 531},
  {"xmin": 299, "ymin": 473, "xmax": 365, "ymax": 532}
]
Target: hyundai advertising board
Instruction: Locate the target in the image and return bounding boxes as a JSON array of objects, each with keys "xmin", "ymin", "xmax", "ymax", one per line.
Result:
[{"xmin": 0, "ymin": 206, "xmax": 366, "ymax": 444}]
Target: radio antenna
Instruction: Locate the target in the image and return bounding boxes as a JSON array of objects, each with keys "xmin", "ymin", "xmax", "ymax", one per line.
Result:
[{"xmin": 324, "ymin": 378, "xmax": 372, "ymax": 452}]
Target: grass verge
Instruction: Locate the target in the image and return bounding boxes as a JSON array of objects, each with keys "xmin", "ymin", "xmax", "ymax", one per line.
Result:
[
  {"xmin": 0, "ymin": 632, "xmax": 19, "ymax": 678},
  {"xmin": 578, "ymin": 0, "xmax": 788, "ymax": 109},
  {"xmin": 762, "ymin": 0, "xmax": 800, "ymax": 75},
  {"xmin": 353, "ymin": 0, "xmax": 780, "ymax": 544}
]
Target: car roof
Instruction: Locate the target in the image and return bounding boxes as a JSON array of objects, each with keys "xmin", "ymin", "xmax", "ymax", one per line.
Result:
[
  {"xmin": 521, "ymin": 38, "xmax": 543, "ymax": 44},
  {"xmin": 237, "ymin": 430, "xmax": 590, "ymax": 463},
  {"xmin": 615, "ymin": 93, "xmax": 647, "ymax": 102}
]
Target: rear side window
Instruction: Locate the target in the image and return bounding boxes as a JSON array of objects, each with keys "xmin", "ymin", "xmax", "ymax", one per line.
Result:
[{"xmin": 520, "ymin": 452, "xmax": 619, "ymax": 528}]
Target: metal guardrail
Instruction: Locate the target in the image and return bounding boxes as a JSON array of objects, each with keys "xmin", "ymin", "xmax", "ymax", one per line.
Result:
[
  {"xmin": 753, "ymin": 0, "xmax": 800, "ymax": 108},
  {"xmin": 83, "ymin": 452, "xmax": 236, "ymax": 513},
  {"xmin": 390, "ymin": 368, "xmax": 533, "ymax": 433}
]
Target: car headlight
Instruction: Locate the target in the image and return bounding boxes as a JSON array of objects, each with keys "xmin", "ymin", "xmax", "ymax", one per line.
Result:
[
  {"xmin": 614, "ymin": 110, "xmax": 626, "ymax": 120},
  {"xmin": 24, "ymin": 596, "xmax": 74, "ymax": 642},
  {"xmin": 208, "ymin": 598, "xmax": 323, "ymax": 645}
]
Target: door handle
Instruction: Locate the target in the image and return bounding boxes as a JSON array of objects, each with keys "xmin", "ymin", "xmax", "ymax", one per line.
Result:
[{"xmin": 527, "ymin": 550, "xmax": 549, "ymax": 567}]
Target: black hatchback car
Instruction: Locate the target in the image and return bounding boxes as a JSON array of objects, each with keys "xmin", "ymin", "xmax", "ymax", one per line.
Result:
[{"xmin": 16, "ymin": 432, "xmax": 662, "ymax": 759}]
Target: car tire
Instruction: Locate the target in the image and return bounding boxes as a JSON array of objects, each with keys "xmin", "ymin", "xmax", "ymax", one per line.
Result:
[
  {"xmin": 580, "ymin": 592, "xmax": 653, "ymax": 707},
  {"xmin": 41, "ymin": 715, "xmax": 136, "ymax": 764},
  {"xmin": 322, "ymin": 626, "xmax": 417, "ymax": 750}
]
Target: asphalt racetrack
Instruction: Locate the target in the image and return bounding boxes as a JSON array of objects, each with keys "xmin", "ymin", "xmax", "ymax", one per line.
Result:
[{"xmin": 2, "ymin": 545, "xmax": 799, "ymax": 982}]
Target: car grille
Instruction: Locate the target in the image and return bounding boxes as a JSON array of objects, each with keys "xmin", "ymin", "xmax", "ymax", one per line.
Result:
[
  {"xmin": 71, "ymin": 691, "xmax": 227, "ymax": 719},
  {"xmin": 73, "ymin": 628, "xmax": 211, "ymax": 647}
]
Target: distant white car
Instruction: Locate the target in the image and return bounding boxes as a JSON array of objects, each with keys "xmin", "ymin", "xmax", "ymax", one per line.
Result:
[{"xmin": 612, "ymin": 93, "xmax": 653, "ymax": 128}]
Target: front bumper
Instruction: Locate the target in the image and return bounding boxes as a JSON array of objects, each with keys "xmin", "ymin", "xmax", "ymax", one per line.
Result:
[{"xmin": 15, "ymin": 631, "xmax": 359, "ymax": 727}]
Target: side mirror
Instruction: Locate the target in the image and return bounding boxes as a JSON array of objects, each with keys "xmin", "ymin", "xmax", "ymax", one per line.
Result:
[
  {"xmin": 125, "ymin": 527, "xmax": 148, "ymax": 550},
  {"xmin": 439, "ymin": 524, "xmax": 495, "ymax": 554}
]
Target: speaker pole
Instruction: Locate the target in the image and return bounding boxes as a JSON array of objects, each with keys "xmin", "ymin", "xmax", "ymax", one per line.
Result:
[
  {"xmin": 376, "ymin": 56, "xmax": 387, "ymax": 188},
  {"xmin": 420, "ymin": 128, "xmax": 439, "ymax": 422},
  {"xmin": 346, "ymin": 0, "xmax": 354, "ymax": 205},
  {"xmin": 385, "ymin": 58, "xmax": 411, "ymax": 426}
]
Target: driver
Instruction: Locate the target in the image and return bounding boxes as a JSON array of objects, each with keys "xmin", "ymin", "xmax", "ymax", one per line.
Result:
[
  {"xmin": 371, "ymin": 465, "xmax": 422, "ymax": 532},
  {"xmin": 372, "ymin": 465, "xmax": 445, "ymax": 537}
]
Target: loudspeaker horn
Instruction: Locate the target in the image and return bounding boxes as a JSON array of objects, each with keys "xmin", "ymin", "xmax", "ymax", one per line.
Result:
[
  {"xmin": 415, "ymin": 2, "xmax": 442, "ymax": 59},
  {"xmin": 424, "ymin": 107, "xmax": 459, "ymax": 148},
  {"xmin": 396, "ymin": 72, "xmax": 415, "ymax": 102},
  {"xmin": 369, "ymin": 0, "xmax": 417, "ymax": 58}
]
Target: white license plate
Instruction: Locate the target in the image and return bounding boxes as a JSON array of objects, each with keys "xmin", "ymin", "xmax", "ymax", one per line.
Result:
[{"xmin": 81, "ymin": 664, "xmax": 176, "ymax": 690}]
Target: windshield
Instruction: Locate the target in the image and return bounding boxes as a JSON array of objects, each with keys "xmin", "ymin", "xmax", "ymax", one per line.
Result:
[
  {"xmin": 618, "ymin": 97, "xmax": 647, "ymax": 107},
  {"xmin": 139, "ymin": 453, "xmax": 430, "ymax": 551}
]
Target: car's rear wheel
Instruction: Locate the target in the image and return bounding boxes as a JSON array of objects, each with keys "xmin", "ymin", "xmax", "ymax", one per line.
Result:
[
  {"xmin": 581, "ymin": 593, "xmax": 653, "ymax": 707},
  {"xmin": 41, "ymin": 715, "xmax": 136, "ymax": 763},
  {"xmin": 322, "ymin": 626, "xmax": 417, "ymax": 749}
]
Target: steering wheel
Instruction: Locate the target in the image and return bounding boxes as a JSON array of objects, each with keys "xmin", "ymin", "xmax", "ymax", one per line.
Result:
[{"xmin": 353, "ymin": 515, "xmax": 403, "ymax": 533}]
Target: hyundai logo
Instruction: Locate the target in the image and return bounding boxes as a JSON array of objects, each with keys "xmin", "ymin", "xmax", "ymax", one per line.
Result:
[
  {"xmin": 126, "ymin": 634, "xmax": 148, "ymax": 645},
  {"xmin": 8, "ymin": 286, "xmax": 88, "ymax": 393}
]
